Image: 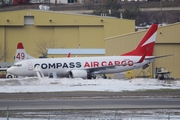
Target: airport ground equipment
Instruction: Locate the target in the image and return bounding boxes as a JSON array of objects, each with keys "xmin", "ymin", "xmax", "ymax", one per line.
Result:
[
  {"xmin": 125, "ymin": 70, "xmax": 135, "ymax": 79},
  {"xmin": 154, "ymin": 67, "xmax": 174, "ymax": 80}
]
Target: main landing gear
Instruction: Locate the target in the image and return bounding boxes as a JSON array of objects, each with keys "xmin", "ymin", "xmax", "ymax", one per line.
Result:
[
  {"xmin": 86, "ymin": 73, "xmax": 107, "ymax": 79},
  {"xmin": 87, "ymin": 73, "xmax": 96, "ymax": 79}
]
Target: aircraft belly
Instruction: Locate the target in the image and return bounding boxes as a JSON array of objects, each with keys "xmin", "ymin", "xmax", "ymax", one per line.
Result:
[{"xmin": 41, "ymin": 69, "xmax": 68, "ymax": 77}]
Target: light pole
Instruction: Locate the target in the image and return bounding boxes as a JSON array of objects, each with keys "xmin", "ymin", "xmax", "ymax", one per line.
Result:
[
  {"xmin": 160, "ymin": 0, "xmax": 162, "ymax": 12},
  {"xmin": 160, "ymin": 0, "xmax": 162, "ymax": 22}
]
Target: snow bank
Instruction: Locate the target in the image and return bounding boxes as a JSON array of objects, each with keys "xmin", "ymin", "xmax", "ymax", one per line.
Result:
[{"xmin": 0, "ymin": 78, "xmax": 179, "ymax": 93}]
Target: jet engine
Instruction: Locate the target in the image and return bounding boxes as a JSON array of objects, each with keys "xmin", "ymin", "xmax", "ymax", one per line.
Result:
[
  {"xmin": 142, "ymin": 64, "xmax": 149, "ymax": 69},
  {"xmin": 68, "ymin": 70, "xmax": 88, "ymax": 78}
]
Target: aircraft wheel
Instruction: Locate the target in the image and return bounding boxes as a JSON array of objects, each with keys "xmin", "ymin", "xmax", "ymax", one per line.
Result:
[
  {"xmin": 6, "ymin": 75, "xmax": 13, "ymax": 78},
  {"xmin": 86, "ymin": 74, "xmax": 96, "ymax": 79},
  {"xmin": 92, "ymin": 74, "xmax": 96, "ymax": 79},
  {"xmin": 87, "ymin": 74, "xmax": 91, "ymax": 79}
]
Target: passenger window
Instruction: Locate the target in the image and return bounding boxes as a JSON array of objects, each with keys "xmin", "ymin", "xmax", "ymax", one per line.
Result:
[{"xmin": 15, "ymin": 64, "xmax": 22, "ymax": 67}]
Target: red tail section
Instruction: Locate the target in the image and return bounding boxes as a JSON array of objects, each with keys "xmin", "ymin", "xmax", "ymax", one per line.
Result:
[
  {"xmin": 122, "ymin": 24, "xmax": 158, "ymax": 56},
  {"xmin": 17, "ymin": 42, "xmax": 24, "ymax": 49},
  {"xmin": 14, "ymin": 42, "xmax": 35, "ymax": 63}
]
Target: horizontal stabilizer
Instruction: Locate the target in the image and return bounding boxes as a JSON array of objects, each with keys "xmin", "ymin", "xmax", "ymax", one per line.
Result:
[{"xmin": 145, "ymin": 54, "xmax": 173, "ymax": 60}]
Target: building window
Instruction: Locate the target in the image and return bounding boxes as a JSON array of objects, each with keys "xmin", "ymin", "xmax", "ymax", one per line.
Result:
[{"xmin": 24, "ymin": 16, "xmax": 34, "ymax": 25}]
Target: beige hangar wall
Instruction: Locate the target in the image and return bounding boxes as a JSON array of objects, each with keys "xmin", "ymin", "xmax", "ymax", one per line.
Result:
[{"xmin": 0, "ymin": 10, "xmax": 135, "ymax": 62}]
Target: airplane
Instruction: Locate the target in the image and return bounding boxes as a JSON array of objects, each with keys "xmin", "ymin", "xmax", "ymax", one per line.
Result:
[
  {"xmin": 5, "ymin": 42, "xmax": 71, "ymax": 78},
  {"xmin": 7, "ymin": 24, "xmax": 172, "ymax": 79}
]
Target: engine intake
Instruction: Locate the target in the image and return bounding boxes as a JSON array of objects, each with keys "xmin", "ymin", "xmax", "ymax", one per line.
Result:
[
  {"xmin": 142, "ymin": 64, "xmax": 149, "ymax": 69},
  {"xmin": 69, "ymin": 70, "xmax": 87, "ymax": 78}
]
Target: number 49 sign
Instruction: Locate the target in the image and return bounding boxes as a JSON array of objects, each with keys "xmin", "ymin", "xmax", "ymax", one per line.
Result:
[{"xmin": 16, "ymin": 52, "xmax": 25, "ymax": 60}]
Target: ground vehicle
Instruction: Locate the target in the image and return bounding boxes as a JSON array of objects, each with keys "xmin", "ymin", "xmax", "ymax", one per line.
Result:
[{"xmin": 154, "ymin": 67, "xmax": 174, "ymax": 80}]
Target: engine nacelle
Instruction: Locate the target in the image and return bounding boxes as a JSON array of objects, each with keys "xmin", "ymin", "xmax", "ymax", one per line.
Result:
[
  {"xmin": 142, "ymin": 64, "xmax": 149, "ymax": 69},
  {"xmin": 69, "ymin": 70, "xmax": 87, "ymax": 78}
]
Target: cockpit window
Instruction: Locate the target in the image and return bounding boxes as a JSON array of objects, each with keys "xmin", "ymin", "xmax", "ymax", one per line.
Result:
[{"xmin": 13, "ymin": 64, "xmax": 22, "ymax": 67}]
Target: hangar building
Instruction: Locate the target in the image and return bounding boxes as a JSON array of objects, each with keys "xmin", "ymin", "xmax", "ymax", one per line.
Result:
[{"xmin": 0, "ymin": 9, "xmax": 134, "ymax": 62}]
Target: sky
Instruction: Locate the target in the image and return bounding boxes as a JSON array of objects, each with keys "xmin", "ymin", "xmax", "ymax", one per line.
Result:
[{"xmin": 0, "ymin": 77, "xmax": 179, "ymax": 93}]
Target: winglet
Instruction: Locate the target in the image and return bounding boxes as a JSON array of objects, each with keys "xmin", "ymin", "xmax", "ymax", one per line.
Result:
[
  {"xmin": 137, "ymin": 52, "xmax": 146, "ymax": 63},
  {"xmin": 67, "ymin": 53, "xmax": 71, "ymax": 58}
]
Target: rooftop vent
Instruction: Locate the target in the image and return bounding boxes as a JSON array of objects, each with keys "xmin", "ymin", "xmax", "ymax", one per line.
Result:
[{"xmin": 39, "ymin": 5, "xmax": 50, "ymax": 11}]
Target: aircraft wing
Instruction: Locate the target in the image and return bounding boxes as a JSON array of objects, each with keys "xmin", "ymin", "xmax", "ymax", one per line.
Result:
[
  {"xmin": 84, "ymin": 53, "xmax": 146, "ymax": 73},
  {"xmin": 145, "ymin": 54, "xmax": 173, "ymax": 60},
  {"xmin": 85, "ymin": 65, "xmax": 116, "ymax": 73},
  {"xmin": 0, "ymin": 68, "xmax": 8, "ymax": 71}
]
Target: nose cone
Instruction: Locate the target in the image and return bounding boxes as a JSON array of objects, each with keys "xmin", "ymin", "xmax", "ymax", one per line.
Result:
[
  {"xmin": 7, "ymin": 67, "xmax": 21, "ymax": 76},
  {"xmin": 7, "ymin": 67, "xmax": 15, "ymax": 75}
]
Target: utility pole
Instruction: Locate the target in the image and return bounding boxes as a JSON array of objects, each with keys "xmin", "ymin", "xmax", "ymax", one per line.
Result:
[
  {"xmin": 168, "ymin": 113, "xmax": 171, "ymax": 120},
  {"xmin": 160, "ymin": 0, "xmax": 162, "ymax": 22},
  {"xmin": 7, "ymin": 106, "xmax": 9, "ymax": 120},
  {"xmin": 160, "ymin": 0, "xmax": 162, "ymax": 11}
]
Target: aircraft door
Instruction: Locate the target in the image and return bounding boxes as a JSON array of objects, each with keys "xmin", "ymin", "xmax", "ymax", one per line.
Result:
[{"xmin": 27, "ymin": 61, "xmax": 33, "ymax": 71}]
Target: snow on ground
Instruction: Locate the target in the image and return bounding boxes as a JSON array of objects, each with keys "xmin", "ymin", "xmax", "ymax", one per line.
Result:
[
  {"xmin": 0, "ymin": 77, "xmax": 180, "ymax": 93},
  {"xmin": 1, "ymin": 109, "xmax": 180, "ymax": 120}
]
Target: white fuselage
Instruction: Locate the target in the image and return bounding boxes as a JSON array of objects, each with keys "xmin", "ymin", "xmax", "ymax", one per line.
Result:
[{"xmin": 7, "ymin": 56, "xmax": 153, "ymax": 77}]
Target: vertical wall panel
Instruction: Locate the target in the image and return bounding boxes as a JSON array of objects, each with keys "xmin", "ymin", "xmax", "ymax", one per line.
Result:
[
  {"xmin": 79, "ymin": 27, "xmax": 104, "ymax": 48},
  {"xmin": 0, "ymin": 27, "xmax": 5, "ymax": 62},
  {"xmin": 5, "ymin": 26, "xmax": 54, "ymax": 60},
  {"xmin": 153, "ymin": 44, "xmax": 180, "ymax": 78},
  {"xmin": 54, "ymin": 27, "xmax": 79, "ymax": 48}
]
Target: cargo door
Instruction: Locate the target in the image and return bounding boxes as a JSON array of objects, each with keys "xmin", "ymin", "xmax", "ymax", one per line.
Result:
[{"xmin": 27, "ymin": 61, "xmax": 33, "ymax": 71}]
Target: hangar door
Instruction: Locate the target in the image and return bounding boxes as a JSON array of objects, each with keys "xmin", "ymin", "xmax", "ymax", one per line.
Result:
[
  {"xmin": 153, "ymin": 43, "xmax": 180, "ymax": 78},
  {"xmin": 54, "ymin": 27, "xmax": 79, "ymax": 48},
  {"xmin": 79, "ymin": 26, "xmax": 104, "ymax": 48}
]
